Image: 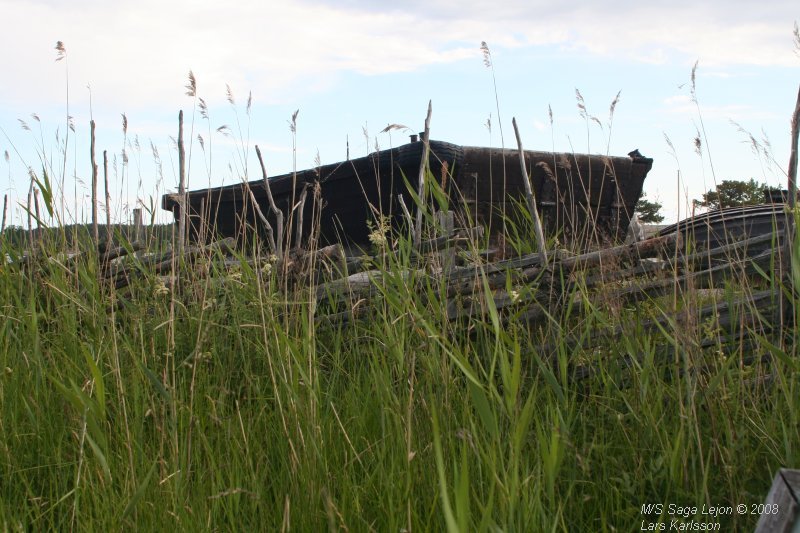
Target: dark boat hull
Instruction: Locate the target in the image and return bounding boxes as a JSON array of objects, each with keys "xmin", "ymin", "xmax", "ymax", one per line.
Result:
[{"xmin": 162, "ymin": 140, "xmax": 653, "ymax": 248}]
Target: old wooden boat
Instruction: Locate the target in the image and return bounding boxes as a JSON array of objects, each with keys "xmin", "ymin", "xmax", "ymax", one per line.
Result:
[
  {"xmin": 162, "ymin": 139, "xmax": 653, "ymax": 249},
  {"xmin": 656, "ymin": 203, "xmax": 790, "ymax": 255}
]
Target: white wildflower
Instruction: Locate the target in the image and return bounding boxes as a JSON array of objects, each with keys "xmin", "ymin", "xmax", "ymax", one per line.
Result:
[{"xmin": 153, "ymin": 278, "xmax": 169, "ymax": 296}]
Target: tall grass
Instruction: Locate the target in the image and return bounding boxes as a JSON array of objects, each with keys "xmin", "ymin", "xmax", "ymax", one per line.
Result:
[{"xmin": 1, "ymin": 192, "xmax": 797, "ymax": 531}]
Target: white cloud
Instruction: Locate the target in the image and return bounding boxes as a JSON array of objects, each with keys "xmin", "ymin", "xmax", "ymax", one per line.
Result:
[
  {"xmin": 0, "ymin": 0, "xmax": 479, "ymax": 112},
  {"xmin": 2, "ymin": 0, "xmax": 795, "ymax": 116},
  {"xmin": 661, "ymin": 94, "xmax": 778, "ymax": 121},
  {"xmin": 532, "ymin": 119, "xmax": 547, "ymax": 131}
]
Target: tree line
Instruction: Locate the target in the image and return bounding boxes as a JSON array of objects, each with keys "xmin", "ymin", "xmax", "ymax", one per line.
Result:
[
  {"xmin": 0, "ymin": 223, "xmax": 175, "ymax": 249},
  {"xmin": 635, "ymin": 178, "xmax": 783, "ymax": 224}
]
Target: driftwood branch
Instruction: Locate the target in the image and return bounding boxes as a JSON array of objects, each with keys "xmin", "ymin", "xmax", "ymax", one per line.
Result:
[
  {"xmin": 398, "ymin": 194, "xmax": 413, "ymax": 230},
  {"xmin": 243, "ymin": 179, "xmax": 276, "ymax": 253},
  {"xmin": 256, "ymin": 145, "xmax": 284, "ymax": 259},
  {"xmin": 512, "ymin": 117, "xmax": 548, "ymax": 266},
  {"xmin": 414, "ymin": 100, "xmax": 432, "ymax": 248}
]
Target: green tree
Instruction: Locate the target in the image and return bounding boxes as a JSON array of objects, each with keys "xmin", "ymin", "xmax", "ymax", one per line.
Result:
[
  {"xmin": 635, "ymin": 193, "xmax": 664, "ymax": 223},
  {"xmin": 693, "ymin": 178, "xmax": 777, "ymax": 210}
]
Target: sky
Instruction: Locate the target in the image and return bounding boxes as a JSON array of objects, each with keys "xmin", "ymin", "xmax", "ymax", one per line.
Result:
[{"xmin": 0, "ymin": 0, "xmax": 798, "ymax": 229}]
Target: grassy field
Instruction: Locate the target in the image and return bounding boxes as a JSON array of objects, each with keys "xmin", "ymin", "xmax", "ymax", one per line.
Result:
[{"xmin": 0, "ymin": 198, "xmax": 797, "ymax": 532}]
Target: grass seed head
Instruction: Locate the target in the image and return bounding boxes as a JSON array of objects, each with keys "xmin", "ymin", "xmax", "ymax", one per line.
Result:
[
  {"xmin": 54, "ymin": 41, "xmax": 66, "ymax": 61},
  {"xmin": 186, "ymin": 70, "xmax": 197, "ymax": 97},
  {"xmin": 480, "ymin": 41, "xmax": 491, "ymax": 68}
]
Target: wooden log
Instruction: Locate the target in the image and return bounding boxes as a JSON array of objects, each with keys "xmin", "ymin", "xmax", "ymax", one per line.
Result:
[
  {"xmin": 316, "ymin": 227, "xmax": 488, "ymax": 305},
  {"xmin": 112, "ymin": 237, "xmax": 235, "ymax": 289},
  {"xmin": 576, "ymin": 227, "xmax": 779, "ymax": 288},
  {"xmin": 102, "ymin": 241, "xmax": 144, "ymax": 263},
  {"xmin": 680, "ymin": 230, "xmax": 784, "ymax": 270},
  {"xmin": 755, "ymin": 469, "xmax": 800, "ymax": 533},
  {"xmin": 611, "ymin": 248, "xmax": 775, "ymax": 304},
  {"xmin": 445, "ymin": 233, "xmax": 679, "ymax": 298},
  {"xmin": 557, "ymin": 232, "xmax": 680, "ymax": 271},
  {"xmin": 314, "ymin": 230, "xmax": 783, "ymax": 348}
]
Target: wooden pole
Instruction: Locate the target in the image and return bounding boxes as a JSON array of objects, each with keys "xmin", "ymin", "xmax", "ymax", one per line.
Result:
[
  {"xmin": 783, "ymin": 84, "xmax": 800, "ymax": 335},
  {"xmin": 133, "ymin": 208, "xmax": 143, "ymax": 243},
  {"xmin": 90, "ymin": 119, "xmax": 99, "ymax": 246},
  {"xmin": 177, "ymin": 110, "xmax": 187, "ymax": 253},
  {"xmin": 788, "ymin": 84, "xmax": 800, "ymax": 213},
  {"xmin": 414, "ymin": 100, "xmax": 432, "ymax": 248},
  {"xmin": 103, "ymin": 150, "xmax": 111, "ymax": 248},
  {"xmin": 512, "ymin": 117, "xmax": 548, "ymax": 266}
]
